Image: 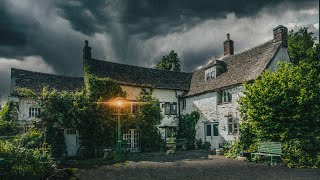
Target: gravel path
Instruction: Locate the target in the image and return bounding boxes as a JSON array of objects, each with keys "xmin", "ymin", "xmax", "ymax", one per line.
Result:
[{"xmin": 76, "ymin": 150, "xmax": 320, "ymax": 180}]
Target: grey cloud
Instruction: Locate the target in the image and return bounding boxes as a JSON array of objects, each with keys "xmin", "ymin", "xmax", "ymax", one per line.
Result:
[{"xmin": 0, "ymin": 0, "xmax": 318, "ymax": 101}]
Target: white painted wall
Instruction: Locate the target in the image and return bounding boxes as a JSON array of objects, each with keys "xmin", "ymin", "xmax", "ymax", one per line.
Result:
[
  {"xmin": 10, "ymin": 96, "xmax": 41, "ymax": 125},
  {"xmin": 120, "ymin": 85, "xmax": 184, "ymax": 138},
  {"xmin": 182, "ymin": 86, "xmax": 243, "ymax": 149}
]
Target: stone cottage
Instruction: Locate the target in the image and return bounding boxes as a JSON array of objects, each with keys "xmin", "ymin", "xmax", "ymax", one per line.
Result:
[{"xmin": 9, "ymin": 25, "xmax": 290, "ymax": 156}]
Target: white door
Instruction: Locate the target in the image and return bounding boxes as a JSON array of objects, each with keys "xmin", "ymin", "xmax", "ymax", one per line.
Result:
[
  {"xmin": 64, "ymin": 129, "xmax": 78, "ymax": 157},
  {"xmin": 205, "ymin": 123, "xmax": 219, "ymax": 149}
]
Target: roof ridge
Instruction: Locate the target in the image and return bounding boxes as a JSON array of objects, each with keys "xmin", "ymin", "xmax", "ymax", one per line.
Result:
[
  {"xmin": 91, "ymin": 59, "xmax": 192, "ymax": 75},
  {"xmin": 11, "ymin": 68, "xmax": 83, "ymax": 78},
  {"xmin": 222, "ymin": 39, "xmax": 279, "ymax": 60}
]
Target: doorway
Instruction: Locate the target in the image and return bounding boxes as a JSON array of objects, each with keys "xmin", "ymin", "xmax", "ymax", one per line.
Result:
[
  {"xmin": 64, "ymin": 129, "xmax": 78, "ymax": 157},
  {"xmin": 205, "ymin": 123, "xmax": 219, "ymax": 149}
]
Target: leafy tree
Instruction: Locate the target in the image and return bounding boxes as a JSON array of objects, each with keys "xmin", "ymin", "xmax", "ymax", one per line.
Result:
[
  {"xmin": 288, "ymin": 27, "xmax": 317, "ymax": 64},
  {"xmin": 155, "ymin": 50, "xmax": 181, "ymax": 71},
  {"xmin": 239, "ymin": 62, "xmax": 320, "ymax": 167},
  {"xmin": 0, "ymin": 101, "xmax": 18, "ymax": 136}
]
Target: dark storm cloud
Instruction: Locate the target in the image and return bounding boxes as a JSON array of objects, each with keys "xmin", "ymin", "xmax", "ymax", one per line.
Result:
[
  {"xmin": 56, "ymin": 0, "xmax": 317, "ymax": 37},
  {"xmin": 0, "ymin": 0, "xmax": 318, "ymax": 101}
]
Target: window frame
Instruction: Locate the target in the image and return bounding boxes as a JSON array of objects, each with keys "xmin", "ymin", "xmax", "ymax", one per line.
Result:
[
  {"xmin": 170, "ymin": 102, "xmax": 177, "ymax": 115},
  {"xmin": 164, "ymin": 102, "xmax": 171, "ymax": 115},
  {"xmin": 228, "ymin": 117, "xmax": 239, "ymax": 135},
  {"xmin": 29, "ymin": 107, "xmax": 41, "ymax": 118},
  {"xmin": 131, "ymin": 103, "xmax": 139, "ymax": 114},
  {"xmin": 222, "ymin": 90, "xmax": 232, "ymax": 103},
  {"xmin": 181, "ymin": 99, "xmax": 186, "ymax": 110},
  {"xmin": 205, "ymin": 66, "xmax": 216, "ymax": 81}
]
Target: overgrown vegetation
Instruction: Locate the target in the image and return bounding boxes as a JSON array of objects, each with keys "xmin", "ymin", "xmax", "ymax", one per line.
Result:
[
  {"xmin": 0, "ymin": 129, "xmax": 51, "ymax": 178},
  {"xmin": 227, "ymin": 28, "xmax": 320, "ymax": 167},
  {"xmin": 177, "ymin": 111, "xmax": 200, "ymax": 149},
  {"xmin": 0, "ymin": 101, "xmax": 18, "ymax": 136}
]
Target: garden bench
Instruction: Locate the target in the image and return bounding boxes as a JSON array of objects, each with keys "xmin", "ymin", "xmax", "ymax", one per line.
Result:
[{"xmin": 251, "ymin": 142, "xmax": 282, "ymax": 166}]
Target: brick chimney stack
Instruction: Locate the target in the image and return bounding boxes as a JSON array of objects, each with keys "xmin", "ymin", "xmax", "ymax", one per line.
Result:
[
  {"xmin": 83, "ymin": 40, "xmax": 91, "ymax": 60},
  {"xmin": 273, "ymin": 25, "xmax": 288, "ymax": 47},
  {"xmin": 224, "ymin": 33, "xmax": 234, "ymax": 56}
]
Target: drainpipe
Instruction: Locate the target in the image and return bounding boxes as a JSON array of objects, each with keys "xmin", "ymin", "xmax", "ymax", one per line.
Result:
[{"xmin": 175, "ymin": 90, "xmax": 181, "ymax": 118}]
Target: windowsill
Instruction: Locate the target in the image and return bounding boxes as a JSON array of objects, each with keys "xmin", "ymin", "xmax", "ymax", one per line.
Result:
[{"xmin": 217, "ymin": 102, "xmax": 232, "ymax": 105}]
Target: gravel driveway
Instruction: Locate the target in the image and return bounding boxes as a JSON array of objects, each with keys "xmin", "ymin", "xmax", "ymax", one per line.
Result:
[{"xmin": 76, "ymin": 150, "xmax": 320, "ymax": 180}]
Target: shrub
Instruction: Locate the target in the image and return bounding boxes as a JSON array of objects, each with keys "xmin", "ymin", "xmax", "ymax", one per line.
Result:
[
  {"xmin": 0, "ymin": 139, "xmax": 51, "ymax": 178},
  {"xmin": 202, "ymin": 142, "xmax": 211, "ymax": 151}
]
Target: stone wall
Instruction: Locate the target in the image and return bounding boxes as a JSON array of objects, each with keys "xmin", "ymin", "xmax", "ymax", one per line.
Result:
[{"xmin": 182, "ymin": 86, "xmax": 243, "ymax": 149}]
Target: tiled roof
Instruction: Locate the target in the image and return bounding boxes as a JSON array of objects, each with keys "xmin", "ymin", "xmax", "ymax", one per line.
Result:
[
  {"xmin": 11, "ymin": 68, "xmax": 83, "ymax": 96},
  {"xmin": 86, "ymin": 59, "xmax": 192, "ymax": 91},
  {"xmin": 186, "ymin": 40, "xmax": 283, "ymax": 97}
]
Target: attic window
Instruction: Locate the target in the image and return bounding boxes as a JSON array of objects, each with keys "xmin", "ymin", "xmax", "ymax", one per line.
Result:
[{"xmin": 205, "ymin": 66, "xmax": 216, "ymax": 81}]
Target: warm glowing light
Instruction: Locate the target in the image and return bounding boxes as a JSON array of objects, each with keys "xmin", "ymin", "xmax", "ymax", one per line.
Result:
[{"xmin": 113, "ymin": 97, "xmax": 126, "ymax": 108}]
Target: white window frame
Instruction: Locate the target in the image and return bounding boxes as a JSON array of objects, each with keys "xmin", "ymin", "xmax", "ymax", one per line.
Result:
[
  {"xmin": 228, "ymin": 118, "xmax": 239, "ymax": 135},
  {"xmin": 29, "ymin": 107, "xmax": 41, "ymax": 118},
  {"xmin": 205, "ymin": 66, "xmax": 216, "ymax": 81},
  {"xmin": 222, "ymin": 90, "xmax": 232, "ymax": 103}
]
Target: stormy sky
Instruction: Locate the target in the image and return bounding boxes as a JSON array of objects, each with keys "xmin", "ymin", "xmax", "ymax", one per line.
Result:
[{"xmin": 0, "ymin": 0, "xmax": 319, "ymax": 101}]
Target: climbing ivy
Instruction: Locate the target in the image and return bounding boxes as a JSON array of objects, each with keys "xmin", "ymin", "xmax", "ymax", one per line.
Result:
[{"xmin": 177, "ymin": 111, "xmax": 200, "ymax": 149}]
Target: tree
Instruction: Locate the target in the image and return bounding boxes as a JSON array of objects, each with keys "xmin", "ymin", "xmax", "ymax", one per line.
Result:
[
  {"xmin": 236, "ymin": 27, "xmax": 320, "ymax": 167},
  {"xmin": 288, "ymin": 27, "xmax": 317, "ymax": 64},
  {"xmin": 155, "ymin": 50, "xmax": 181, "ymax": 71},
  {"xmin": 239, "ymin": 62, "xmax": 320, "ymax": 167}
]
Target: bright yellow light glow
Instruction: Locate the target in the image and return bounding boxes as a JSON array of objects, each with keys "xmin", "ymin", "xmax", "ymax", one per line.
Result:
[
  {"xmin": 116, "ymin": 101, "xmax": 123, "ymax": 107},
  {"xmin": 113, "ymin": 97, "xmax": 126, "ymax": 108}
]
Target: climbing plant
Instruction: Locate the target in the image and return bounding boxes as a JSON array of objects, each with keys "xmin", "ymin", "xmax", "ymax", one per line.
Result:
[{"xmin": 177, "ymin": 111, "xmax": 200, "ymax": 149}]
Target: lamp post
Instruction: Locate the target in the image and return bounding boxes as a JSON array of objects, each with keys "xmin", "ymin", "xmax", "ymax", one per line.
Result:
[
  {"xmin": 114, "ymin": 97, "xmax": 124, "ymax": 156},
  {"xmin": 106, "ymin": 96, "xmax": 128, "ymax": 160}
]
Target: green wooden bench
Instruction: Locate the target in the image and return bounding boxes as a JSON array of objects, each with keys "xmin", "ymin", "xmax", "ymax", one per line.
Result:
[{"xmin": 251, "ymin": 142, "xmax": 282, "ymax": 166}]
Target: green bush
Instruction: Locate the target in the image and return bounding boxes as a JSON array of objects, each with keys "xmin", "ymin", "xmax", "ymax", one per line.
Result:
[
  {"xmin": 0, "ymin": 139, "xmax": 50, "ymax": 178},
  {"xmin": 202, "ymin": 142, "xmax": 211, "ymax": 151},
  {"xmin": 13, "ymin": 129, "xmax": 43, "ymax": 149}
]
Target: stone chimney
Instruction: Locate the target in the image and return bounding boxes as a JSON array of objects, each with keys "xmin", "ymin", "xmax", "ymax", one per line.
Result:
[
  {"xmin": 224, "ymin": 33, "xmax": 234, "ymax": 56},
  {"xmin": 273, "ymin": 25, "xmax": 288, "ymax": 47},
  {"xmin": 83, "ymin": 40, "xmax": 91, "ymax": 60}
]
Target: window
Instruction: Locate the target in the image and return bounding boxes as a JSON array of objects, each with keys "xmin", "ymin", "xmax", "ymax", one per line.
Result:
[
  {"xmin": 164, "ymin": 102, "xmax": 177, "ymax": 115},
  {"xmin": 170, "ymin": 102, "xmax": 177, "ymax": 115},
  {"xmin": 164, "ymin": 103, "xmax": 171, "ymax": 115},
  {"xmin": 228, "ymin": 118, "xmax": 239, "ymax": 135},
  {"xmin": 213, "ymin": 124, "xmax": 219, "ymax": 136},
  {"xmin": 131, "ymin": 103, "xmax": 139, "ymax": 114},
  {"xmin": 222, "ymin": 90, "xmax": 232, "ymax": 103},
  {"xmin": 206, "ymin": 124, "xmax": 212, "ymax": 136},
  {"xmin": 205, "ymin": 67, "xmax": 216, "ymax": 81},
  {"xmin": 206, "ymin": 123, "xmax": 219, "ymax": 137},
  {"xmin": 29, "ymin": 107, "xmax": 40, "ymax": 117},
  {"xmin": 181, "ymin": 99, "xmax": 186, "ymax": 110}
]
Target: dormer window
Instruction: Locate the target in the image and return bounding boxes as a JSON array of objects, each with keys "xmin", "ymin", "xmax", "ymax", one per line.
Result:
[{"xmin": 205, "ymin": 66, "xmax": 216, "ymax": 81}]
